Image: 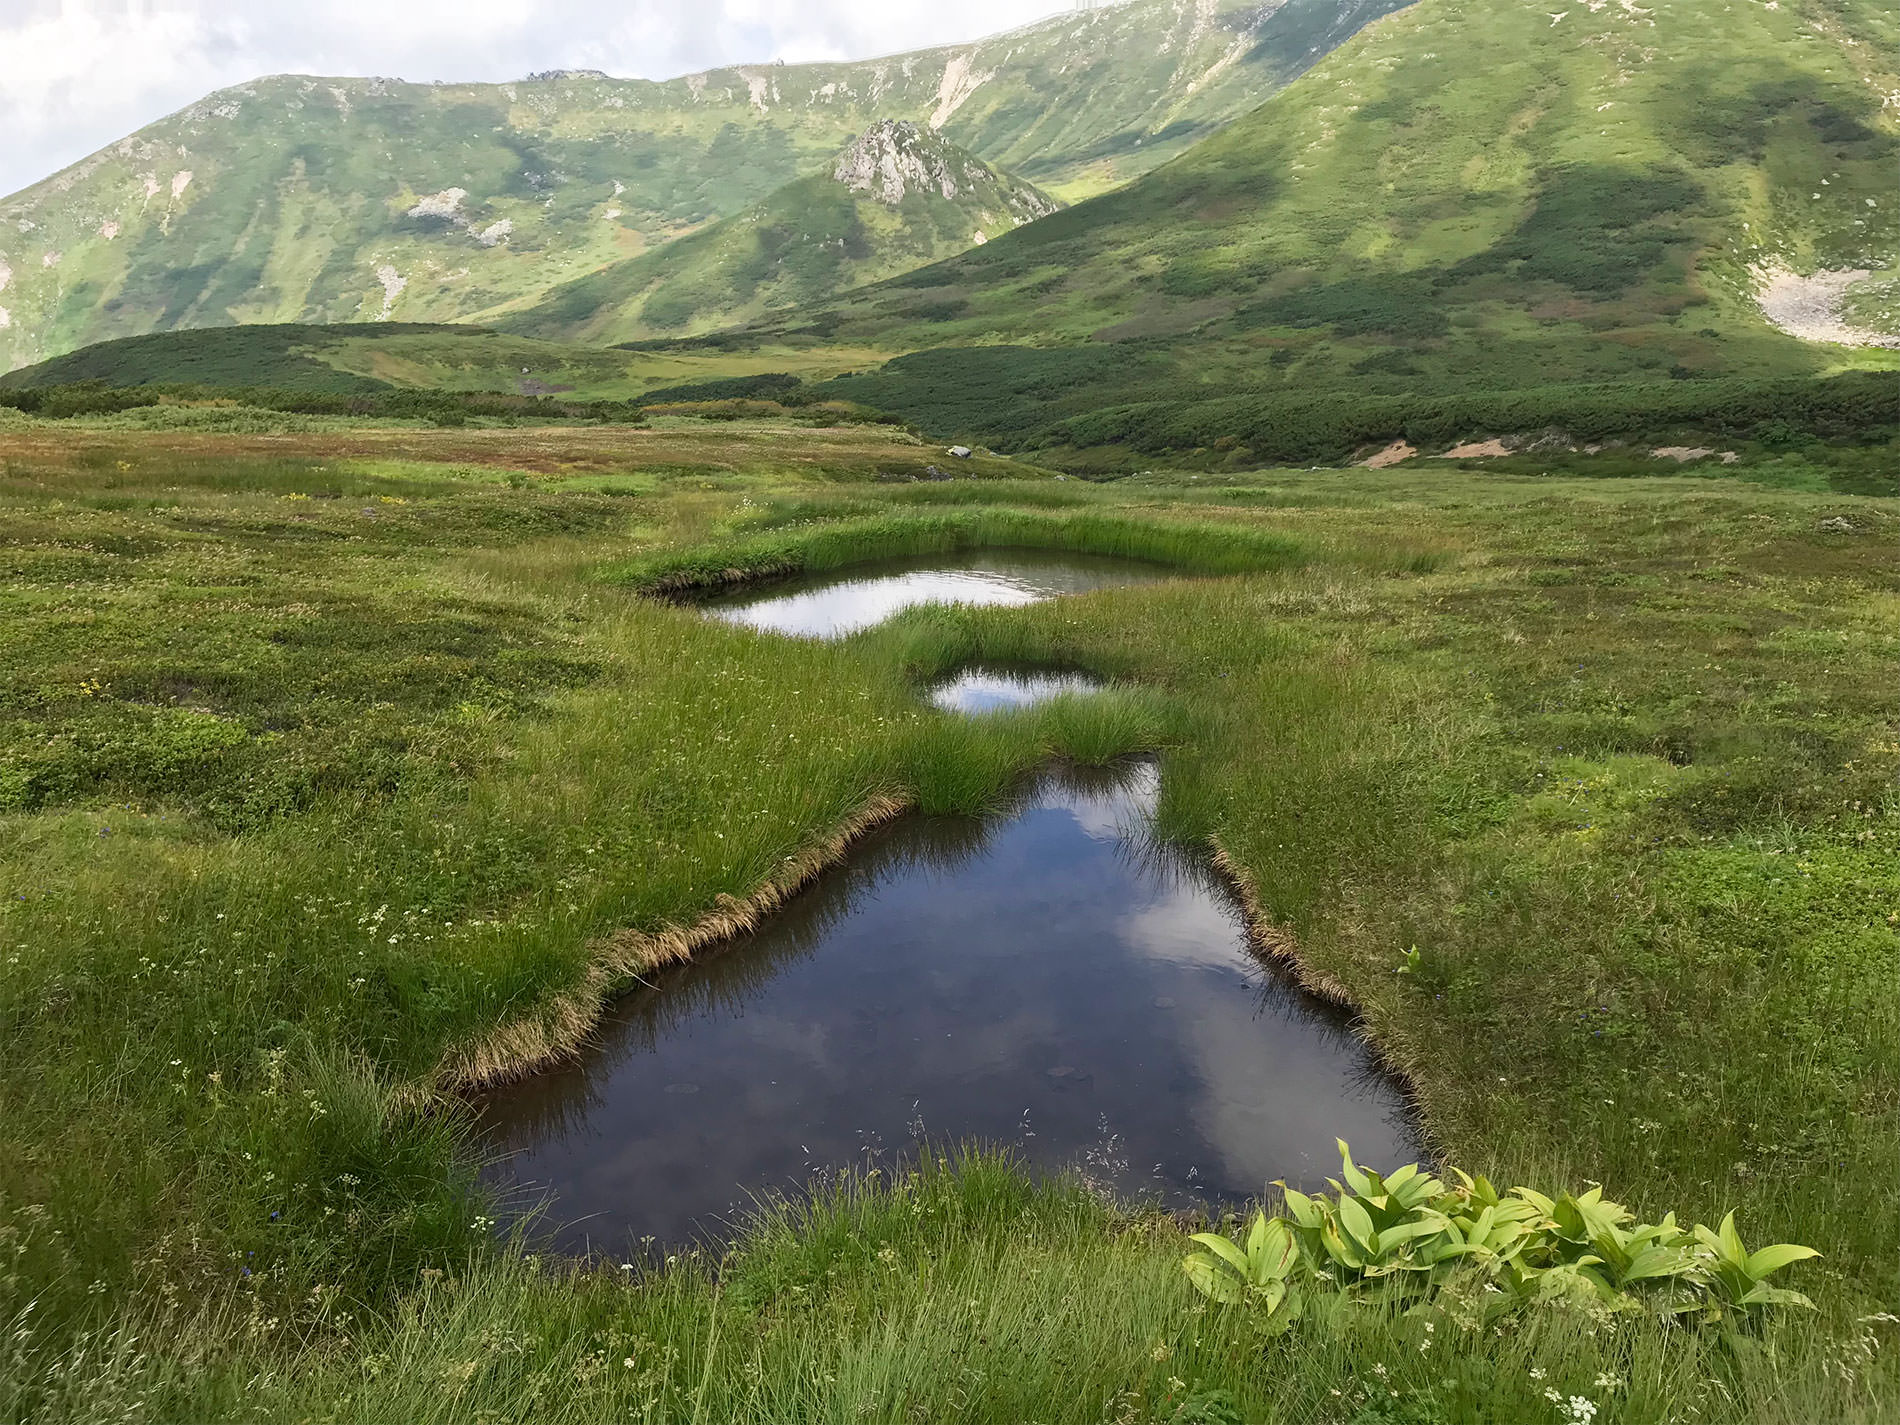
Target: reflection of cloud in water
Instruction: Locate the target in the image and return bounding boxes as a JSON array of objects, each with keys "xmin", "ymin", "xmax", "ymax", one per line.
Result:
[
  {"xmin": 1115, "ymin": 874, "xmax": 1405, "ymax": 1191},
  {"xmin": 478, "ymin": 755, "xmax": 1415, "ymax": 1252},
  {"xmin": 716, "ymin": 569, "xmax": 1042, "ymax": 637},
  {"xmin": 1040, "ymin": 761, "xmax": 1159, "ymax": 842},
  {"xmin": 928, "ymin": 667, "xmax": 1105, "ymax": 714},
  {"xmin": 697, "ymin": 552, "xmax": 1168, "ymax": 639},
  {"xmin": 1119, "ymin": 874, "xmax": 1245, "ymax": 972}
]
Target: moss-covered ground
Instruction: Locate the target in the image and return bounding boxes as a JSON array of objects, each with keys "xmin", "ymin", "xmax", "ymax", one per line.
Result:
[{"xmin": 0, "ymin": 414, "xmax": 1894, "ymax": 1422}]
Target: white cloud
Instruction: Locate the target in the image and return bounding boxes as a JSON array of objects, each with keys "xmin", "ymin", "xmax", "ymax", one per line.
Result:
[{"xmin": 0, "ymin": 0, "xmax": 1069, "ymax": 199}]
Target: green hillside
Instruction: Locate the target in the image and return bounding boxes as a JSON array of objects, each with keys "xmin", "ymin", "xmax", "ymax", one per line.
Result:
[
  {"xmin": 0, "ymin": 324, "xmax": 442, "ymax": 394},
  {"xmin": 504, "ymin": 121, "xmax": 1059, "ymax": 344},
  {"xmin": 12, "ymin": 0, "xmax": 1896, "ymax": 464},
  {"xmin": 752, "ymin": 0, "xmax": 1900, "ymax": 451},
  {"xmin": 0, "ymin": 322, "xmax": 891, "ymax": 402},
  {"xmin": 0, "ymin": 0, "xmax": 1405, "ymax": 373}
]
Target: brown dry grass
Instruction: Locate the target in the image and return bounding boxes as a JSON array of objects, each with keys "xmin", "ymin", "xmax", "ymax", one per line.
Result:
[{"xmin": 429, "ymin": 793, "xmax": 910, "ymax": 1097}]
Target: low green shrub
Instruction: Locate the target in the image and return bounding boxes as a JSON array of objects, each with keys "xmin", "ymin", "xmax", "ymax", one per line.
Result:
[
  {"xmin": 635, "ymin": 372, "xmax": 804, "ymax": 404},
  {"xmin": 818, "ymin": 344, "xmax": 1896, "ymax": 464},
  {"xmin": 1184, "ymin": 1141, "xmax": 1819, "ymax": 1329},
  {"xmin": 599, "ymin": 509, "xmax": 1308, "ymax": 595},
  {"xmin": 640, "ymin": 396, "xmax": 899, "ymax": 426},
  {"xmin": 1043, "ymin": 372, "xmax": 1900, "ymax": 464},
  {"xmin": 0, "ymin": 380, "xmax": 650, "ymax": 426}
]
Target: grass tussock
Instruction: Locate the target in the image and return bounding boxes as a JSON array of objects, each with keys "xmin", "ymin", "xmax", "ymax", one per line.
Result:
[{"xmin": 606, "ymin": 509, "xmax": 1311, "ymax": 595}]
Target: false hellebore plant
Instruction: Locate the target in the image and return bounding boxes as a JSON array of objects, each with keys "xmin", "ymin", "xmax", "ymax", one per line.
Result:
[{"xmin": 1182, "ymin": 1141, "xmax": 1818, "ymax": 1329}]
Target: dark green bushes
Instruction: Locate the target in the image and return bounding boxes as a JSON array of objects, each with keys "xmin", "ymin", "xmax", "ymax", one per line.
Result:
[
  {"xmin": 1236, "ymin": 274, "xmax": 1449, "ymax": 338},
  {"xmin": 1037, "ymin": 372, "xmax": 1900, "ymax": 463},
  {"xmin": 0, "ymin": 323, "xmax": 459, "ymax": 393},
  {"xmin": 1450, "ymin": 166, "xmax": 1702, "ymax": 297},
  {"xmin": 636, "ymin": 372, "xmax": 804, "ymax": 404},
  {"xmin": 815, "ymin": 344, "xmax": 1175, "ymax": 444},
  {"xmin": 810, "ymin": 340, "xmax": 1893, "ymax": 465},
  {"xmin": 0, "ymin": 381, "xmax": 649, "ymax": 426},
  {"xmin": 2, "ymin": 382, "xmax": 166, "ymax": 418}
]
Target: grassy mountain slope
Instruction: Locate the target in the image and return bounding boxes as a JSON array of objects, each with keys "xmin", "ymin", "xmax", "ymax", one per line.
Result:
[
  {"xmin": 757, "ymin": 0, "xmax": 1899, "ymax": 446},
  {"xmin": 0, "ymin": 0, "xmax": 1406, "ymax": 373},
  {"xmin": 503, "ymin": 121, "xmax": 1059, "ymax": 344},
  {"xmin": 0, "ymin": 323, "xmax": 893, "ymax": 402}
]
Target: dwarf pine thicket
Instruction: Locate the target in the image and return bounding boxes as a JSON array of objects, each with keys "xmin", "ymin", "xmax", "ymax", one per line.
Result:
[{"xmin": 0, "ymin": 408, "xmax": 1893, "ymax": 1421}]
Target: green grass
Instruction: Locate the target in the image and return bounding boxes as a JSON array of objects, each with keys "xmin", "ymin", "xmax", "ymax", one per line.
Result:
[
  {"xmin": 28, "ymin": 1152, "xmax": 1887, "ymax": 1425},
  {"xmin": 0, "ymin": 420, "xmax": 1895, "ymax": 1421},
  {"xmin": 603, "ymin": 509, "xmax": 1322, "ymax": 594}
]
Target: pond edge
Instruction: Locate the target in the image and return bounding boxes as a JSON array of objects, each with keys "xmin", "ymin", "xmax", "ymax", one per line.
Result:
[
  {"xmin": 422, "ymin": 782, "xmax": 1428, "ymax": 1179},
  {"xmin": 426, "ymin": 792, "xmax": 910, "ymax": 1099},
  {"xmin": 1209, "ymin": 839, "xmax": 1436, "ymax": 1164}
]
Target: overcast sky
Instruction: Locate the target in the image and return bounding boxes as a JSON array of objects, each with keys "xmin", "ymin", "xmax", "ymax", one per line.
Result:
[{"xmin": 0, "ymin": 0, "xmax": 1072, "ymax": 198}]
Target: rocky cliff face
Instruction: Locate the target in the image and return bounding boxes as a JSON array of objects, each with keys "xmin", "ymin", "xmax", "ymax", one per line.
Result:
[
  {"xmin": 832, "ymin": 120, "xmax": 1059, "ymax": 226},
  {"xmin": 503, "ymin": 122, "xmax": 1061, "ymax": 344}
]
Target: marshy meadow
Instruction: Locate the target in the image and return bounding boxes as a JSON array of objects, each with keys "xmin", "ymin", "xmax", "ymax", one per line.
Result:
[{"xmin": 0, "ymin": 409, "xmax": 1895, "ymax": 1422}]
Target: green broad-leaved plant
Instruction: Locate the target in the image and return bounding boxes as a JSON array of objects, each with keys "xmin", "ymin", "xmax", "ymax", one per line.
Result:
[
  {"xmin": 1181, "ymin": 1141, "xmax": 1820, "ymax": 1328},
  {"xmin": 1183, "ymin": 1213, "xmax": 1303, "ymax": 1326},
  {"xmin": 1693, "ymin": 1211, "xmax": 1821, "ymax": 1317}
]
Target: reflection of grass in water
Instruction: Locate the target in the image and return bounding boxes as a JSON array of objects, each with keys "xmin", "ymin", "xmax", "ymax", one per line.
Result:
[{"xmin": 481, "ymin": 804, "xmax": 1009, "ymax": 1146}]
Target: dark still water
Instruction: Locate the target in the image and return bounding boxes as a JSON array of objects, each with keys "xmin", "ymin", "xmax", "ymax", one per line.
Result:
[
  {"xmin": 693, "ymin": 551, "xmax": 1171, "ymax": 638},
  {"xmin": 478, "ymin": 762, "xmax": 1413, "ymax": 1254}
]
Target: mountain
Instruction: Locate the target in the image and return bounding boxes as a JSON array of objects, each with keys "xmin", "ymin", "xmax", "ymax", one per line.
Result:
[
  {"xmin": 739, "ymin": 0, "xmax": 1900, "ymax": 448},
  {"xmin": 502, "ymin": 121, "xmax": 1059, "ymax": 343},
  {"xmin": 0, "ymin": 0, "xmax": 1407, "ymax": 373}
]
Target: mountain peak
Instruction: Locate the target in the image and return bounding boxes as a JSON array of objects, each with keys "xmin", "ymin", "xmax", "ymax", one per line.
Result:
[
  {"xmin": 505, "ymin": 121, "xmax": 1063, "ymax": 344},
  {"xmin": 831, "ymin": 120, "xmax": 1058, "ymax": 222},
  {"xmin": 0, "ymin": 0, "xmax": 1406, "ymax": 370}
]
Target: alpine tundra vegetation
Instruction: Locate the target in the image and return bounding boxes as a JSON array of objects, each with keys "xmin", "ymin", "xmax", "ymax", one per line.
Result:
[{"xmin": 0, "ymin": 0, "xmax": 1896, "ymax": 1420}]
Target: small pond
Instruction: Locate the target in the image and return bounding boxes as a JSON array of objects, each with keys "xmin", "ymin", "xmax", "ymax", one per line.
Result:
[
  {"xmin": 928, "ymin": 667, "xmax": 1105, "ymax": 713},
  {"xmin": 692, "ymin": 550, "xmax": 1171, "ymax": 638},
  {"xmin": 479, "ymin": 761, "xmax": 1414, "ymax": 1254}
]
